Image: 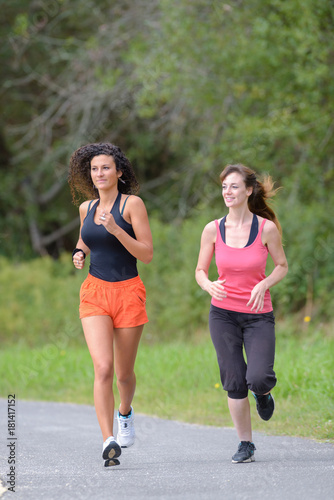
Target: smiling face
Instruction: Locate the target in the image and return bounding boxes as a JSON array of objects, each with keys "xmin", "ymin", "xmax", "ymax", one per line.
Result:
[
  {"xmin": 221, "ymin": 172, "xmax": 253, "ymax": 208},
  {"xmin": 90, "ymin": 154, "xmax": 122, "ymax": 190}
]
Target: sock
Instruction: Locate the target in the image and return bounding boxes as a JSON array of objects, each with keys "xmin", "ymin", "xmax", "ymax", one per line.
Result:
[
  {"xmin": 119, "ymin": 409, "xmax": 132, "ymax": 418},
  {"xmin": 254, "ymin": 393, "xmax": 270, "ymax": 399}
]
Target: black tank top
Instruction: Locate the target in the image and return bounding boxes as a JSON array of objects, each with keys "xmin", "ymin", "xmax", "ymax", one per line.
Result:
[
  {"xmin": 219, "ymin": 213, "xmax": 258, "ymax": 247},
  {"xmin": 81, "ymin": 192, "xmax": 138, "ymax": 282}
]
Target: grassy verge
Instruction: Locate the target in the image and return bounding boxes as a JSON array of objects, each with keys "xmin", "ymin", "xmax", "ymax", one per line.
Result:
[{"xmin": 1, "ymin": 326, "xmax": 333, "ymax": 443}]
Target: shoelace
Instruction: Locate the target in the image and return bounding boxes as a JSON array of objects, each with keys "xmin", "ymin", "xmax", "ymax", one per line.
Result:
[
  {"xmin": 238, "ymin": 441, "xmax": 251, "ymax": 452},
  {"xmin": 119, "ymin": 416, "xmax": 132, "ymax": 435},
  {"xmin": 256, "ymin": 394, "xmax": 270, "ymax": 409}
]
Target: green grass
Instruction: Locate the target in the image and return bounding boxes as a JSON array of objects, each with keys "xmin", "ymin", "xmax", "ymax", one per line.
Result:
[{"xmin": 1, "ymin": 325, "xmax": 333, "ymax": 443}]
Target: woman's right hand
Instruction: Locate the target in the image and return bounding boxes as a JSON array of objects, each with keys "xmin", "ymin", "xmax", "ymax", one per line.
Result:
[
  {"xmin": 73, "ymin": 251, "xmax": 85, "ymax": 270},
  {"xmin": 207, "ymin": 279, "xmax": 227, "ymax": 301}
]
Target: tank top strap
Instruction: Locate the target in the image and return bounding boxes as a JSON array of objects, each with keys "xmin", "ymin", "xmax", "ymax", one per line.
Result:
[
  {"xmin": 120, "ymin": 195, "xmax": 130, "ymax": 216},
  {"xmin": 258, "ymin": 218, "xmax": 266, "ymax": 234},
  {"xmin": 86, "ymin": 200, "xmax": 94, "ymax": 216},
  {"xmin": 218, "ymin": 216, "xmax": 226, "ymax": 242},
  {"xmin": 111, "ymin": 191, "xmax": 122, "ymax": 214},
  {"xmin": 245, "ymin": 213, "xmax": 258, "ymax": 246}
]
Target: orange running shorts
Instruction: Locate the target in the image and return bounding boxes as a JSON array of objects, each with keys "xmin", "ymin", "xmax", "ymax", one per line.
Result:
[{"xmin": 79, "ymin": 274, "xmax": 148, "ymax": 328}]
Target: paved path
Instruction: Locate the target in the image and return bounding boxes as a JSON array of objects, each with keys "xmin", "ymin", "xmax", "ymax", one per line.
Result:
[{"xmin": 0, "ymin": 399, "xmax": 333, "ymax": 499}]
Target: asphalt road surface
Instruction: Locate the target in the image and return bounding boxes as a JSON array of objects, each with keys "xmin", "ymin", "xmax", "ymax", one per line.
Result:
[{"xmin": 0, "ymin": 399, "xmax": 333, "ymax": 499}]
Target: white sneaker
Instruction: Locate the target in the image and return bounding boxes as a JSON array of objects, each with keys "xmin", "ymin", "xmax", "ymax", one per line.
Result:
[
  {"xmin": 117, "ymin": 407, "xmax": 135, "ymax": 448},
  {"xmin": 102, "ymin": 436, "xmax": 121, "ymax": 460}
]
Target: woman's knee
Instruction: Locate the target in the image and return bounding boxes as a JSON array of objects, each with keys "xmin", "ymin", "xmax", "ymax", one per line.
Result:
[
  {"xmin": 116, "ymin": 370, "xmax": 135, "ymax": 386},
  {"xmin": 94, "ymin": 360, "xmax": 114, "ymax": 383},
  {"xmin": 247, "ymin": 371, "xmax": 276, "ymax": 395}
]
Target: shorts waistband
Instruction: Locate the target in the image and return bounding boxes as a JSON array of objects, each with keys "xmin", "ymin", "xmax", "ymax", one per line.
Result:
[{"xmin": 85, "ymin": 274, "xmax": 141, "ymax": 289}]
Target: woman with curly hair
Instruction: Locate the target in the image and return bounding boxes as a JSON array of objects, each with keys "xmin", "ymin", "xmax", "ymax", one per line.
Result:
[
  {"xmin": 68, "ymin": 143, "xmax": 153, "ymax": 467},
  {"xmin": 195, "ymin": 164, "xmax": 288, "ymax": 464}
]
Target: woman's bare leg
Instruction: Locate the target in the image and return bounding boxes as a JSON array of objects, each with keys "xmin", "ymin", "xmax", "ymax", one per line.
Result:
[
  {"xmin": 81, "ymin": 315, "xmax": 115, "ymax": 441},
  {"xmin": 114, "ymin": 325, "xmax": 143, "ymax": 415},
  {"xmin": 228, "ymin": 396, "xmax": 252, "ymax": 442}
]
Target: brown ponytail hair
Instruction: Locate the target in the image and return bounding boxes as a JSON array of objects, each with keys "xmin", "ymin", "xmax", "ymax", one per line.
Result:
[{"xmin": 219, "ymin": 164, "xmax": 282, "ymax": 235}]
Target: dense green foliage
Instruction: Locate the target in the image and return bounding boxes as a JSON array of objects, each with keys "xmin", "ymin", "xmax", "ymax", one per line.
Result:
[{"xmin": 1, "ymin": 0, "xmax": 334, "ymax": 317}]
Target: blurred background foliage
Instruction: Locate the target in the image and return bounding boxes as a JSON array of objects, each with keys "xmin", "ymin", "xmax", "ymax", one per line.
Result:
[{"xmin": 1, "ymin": 0, "xmax": 334, "ymax": 335}]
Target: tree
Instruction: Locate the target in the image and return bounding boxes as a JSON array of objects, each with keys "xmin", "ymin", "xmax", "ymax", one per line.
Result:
[
  {"xmin": 1, "ymin": 0, "xmax": 171, "ymax": 257},
  {"xmin": 1, "ymin": 0, "xmax": 334, "ymax": 316}
]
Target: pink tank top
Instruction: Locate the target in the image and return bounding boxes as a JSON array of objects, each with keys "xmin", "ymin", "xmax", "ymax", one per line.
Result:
[{"xmin": 211, "ymin": 218, "xmax": 273, "ymax": 314}]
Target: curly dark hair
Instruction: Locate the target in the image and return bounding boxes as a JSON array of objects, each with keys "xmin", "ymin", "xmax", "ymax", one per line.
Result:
[
  {"xmin": 220, "ymin": 163, "xmax": 282, "ymax": 235},
  {"xmin": 68, "ymin": 143, "xmax": 139, "ymax": 205}
]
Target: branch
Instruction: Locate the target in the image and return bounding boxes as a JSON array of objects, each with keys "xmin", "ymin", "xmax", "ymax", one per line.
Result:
[
  {"xmin": 38, "ymin": 178, "xmax": 67, "ymax": 204},
  {"xmin": 28, "ymin": 218, "xmax": 48, "ymax": 256},
  {"xmin": 41, "ymin": 216, "xmax": 80, "ymax": 247}
]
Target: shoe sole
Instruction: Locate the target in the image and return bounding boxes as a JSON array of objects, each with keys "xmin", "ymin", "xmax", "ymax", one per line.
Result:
[
  {"xmin": 102, "ymin": 441, "xmax": 122, "ymax": 460},
  {"xmin": 117, "ymin": 436, "xmax": 135, "ymax": 448},
  {"xmin": 104, "ymin": 458, "xmax": 120, "ymax": 467},
  {"xmin": 232, "ymin": 456, "xmax": 255, "ymax": 463}
]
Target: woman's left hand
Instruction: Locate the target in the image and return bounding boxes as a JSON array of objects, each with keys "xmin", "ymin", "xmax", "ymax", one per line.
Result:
[{"xmin": 247, "ymin": 279, "xmax": 268, "ymax": 312}]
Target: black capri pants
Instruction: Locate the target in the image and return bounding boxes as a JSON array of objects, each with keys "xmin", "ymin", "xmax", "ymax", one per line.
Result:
[{"xmin": 209, "ymin": 305, "xmax": 277, "ymax": 399}]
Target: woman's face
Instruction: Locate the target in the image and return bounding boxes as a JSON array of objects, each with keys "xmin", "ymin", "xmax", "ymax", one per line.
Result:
[
  {"xmin": 90, "ymin": 154, "xmax": 121, "ymax": 190},
  {"xmin": 221, "ymin": 172, "xmax": 252, "ymax": 208}
]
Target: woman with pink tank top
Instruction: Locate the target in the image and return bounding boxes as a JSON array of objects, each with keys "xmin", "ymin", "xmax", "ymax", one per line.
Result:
[{"xmin": 196, "ymin": 164, "xmax": 288, "ymax": 463}]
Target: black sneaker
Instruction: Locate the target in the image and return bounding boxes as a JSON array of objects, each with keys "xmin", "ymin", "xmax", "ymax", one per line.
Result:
[
  {"xmin": 232, "ymin": 441, "xmax": 256, "ymax": 463},
  {"xmin": 252, "ymin": 392, "xmax": 275, "ymax": 421}
]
